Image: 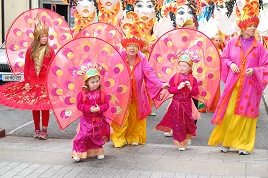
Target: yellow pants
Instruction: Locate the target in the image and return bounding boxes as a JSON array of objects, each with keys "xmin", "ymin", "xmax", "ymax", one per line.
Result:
[
  {"xmin": 208, "ymin": 81, "xmax": 257, "ymax": 152},
  {"xmin": 111, "ymin": 101, "xmax": 146, "ymax": 147}
]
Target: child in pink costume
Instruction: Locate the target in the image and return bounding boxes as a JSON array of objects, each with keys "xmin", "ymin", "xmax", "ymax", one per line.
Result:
[
  {"xmin": 156, "ymin": 51, "xmax": 199, "ymax": 151},
  {"xmin": 72, "ymin": 66, "xmax": 110, "ymax": 162}
]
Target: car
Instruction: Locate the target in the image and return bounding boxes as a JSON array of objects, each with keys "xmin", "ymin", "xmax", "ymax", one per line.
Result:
[{"xmin": 0, "ymin": 42, "xmax": 24, "ymax": 84}]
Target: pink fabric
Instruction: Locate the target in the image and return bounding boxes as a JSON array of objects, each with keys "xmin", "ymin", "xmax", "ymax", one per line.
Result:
[
  {"xmin": 212, "ymin": 37, "xmax": 268, "ymax": 124},
  {"xmin": 72, "ymin": 90, "xmax": 110, "ymax": 152},
  {"xmin": 120, "ymin": 50, "xmax": 164, "ymax": 119},
  {"xmin": 156, "ymin": 73, "xmax": 199, "ymax": 142}
]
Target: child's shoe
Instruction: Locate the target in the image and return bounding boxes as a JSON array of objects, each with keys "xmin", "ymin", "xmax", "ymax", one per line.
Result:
[
  {"xmin": 73, "ymin": 157, "xmax": 80, "ymax": 162},
  {"xmin": 164, "ymin": 130, "xmax": 173, "ymax": 137},
  {"xmin": 33, "ymin": 130, "xmax": 40, "ymax": 138},
  {"xmin": 97, "ymin": 155, "xmax": 105, "ymax": 160},
  {"xmin": 179, "ymin": 147, "xmax": 186, "ymax": 151},
  {"xmin": 39, "ymin": 130, "xmax": 48, "ymax": 140}
]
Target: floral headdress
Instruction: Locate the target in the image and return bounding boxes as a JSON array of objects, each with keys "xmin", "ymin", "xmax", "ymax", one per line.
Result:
[
  {"xmin": 73, "ymin": 62, "xmax": 106, "ymax": 81},
  {"xmin": 177, "ymin": 49, "xmax": 201, "ymax": 66},
  {"xmin": 237, "ymin": 0, "xmax": 260, "ymax": 30}
]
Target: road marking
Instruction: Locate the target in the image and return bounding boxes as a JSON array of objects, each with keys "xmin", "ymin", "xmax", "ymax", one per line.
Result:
[
  {"xmin": 7, "ymin": 111, "xmax": 53, "ymax": 135},
  {"xmin": 7, "ymin": 121, "xmax": 34, "ymax": 135}
]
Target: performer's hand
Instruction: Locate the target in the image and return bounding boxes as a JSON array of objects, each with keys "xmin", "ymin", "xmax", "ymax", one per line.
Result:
[
  {"xmin": 90, "ymin": 106, "xmax": 96, "ymax": 113},
  {"xmin": 230, "ymin": 63, "xmax": 240, "ymax": 73},
  {"xmin": 178, "ymin": 82, "xmax": 185, "ymax": 90},
  {"xmin": 185, "ymin": 81, "xmax": 192, "ymax": 90},
  {"xmin": 25, "ymin": 83, "xmax": 30, "ymax": 91},
  {"xmin": 246, "ymin": 68, "xmax": 254, "ymax": 76},
  {"xmin": 162, "ymin": 83, "xmax": 170, "ymax": 89},
  {"xmin": 95, "ymin": 104, "xmax": 100, "ymax": 112}
]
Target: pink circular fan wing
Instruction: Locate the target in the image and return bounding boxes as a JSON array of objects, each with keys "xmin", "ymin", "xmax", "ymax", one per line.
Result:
[
  {"xmin": 149, "ymin": 28, "xmax": 221, "ymax": 109},
  {"xmin": 76, "ymin": 22, "xmax": 123, "ymax": 50},
  {"xmin": 5, "ymin": 8, "xmax": 73, "ymax": 75},
  {"xmin": 47, "ymin": 37, "xmax": 131, "ymax": 130}
]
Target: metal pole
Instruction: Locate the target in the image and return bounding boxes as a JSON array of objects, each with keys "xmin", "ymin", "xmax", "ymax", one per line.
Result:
[{"xmin": 1, "ymin": 0, "xmax": 4, "ymax": 42}]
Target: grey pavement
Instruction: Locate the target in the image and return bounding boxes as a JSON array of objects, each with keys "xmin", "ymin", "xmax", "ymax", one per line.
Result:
[{"xmin": 0, "ymin": 136, "xmax": 268, "ymax": 178}]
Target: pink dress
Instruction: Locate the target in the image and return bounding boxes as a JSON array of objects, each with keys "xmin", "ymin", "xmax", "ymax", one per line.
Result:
[
  {"xmin": 156, "ymin": 73, "xmax": 199, "ymax": 145},
  {"xmin": 72, "ymin": 90, "xmax": 110, "ymax": 158}
]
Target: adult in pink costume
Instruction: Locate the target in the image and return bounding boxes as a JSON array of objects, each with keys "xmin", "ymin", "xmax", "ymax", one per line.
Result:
[
  {"xmin": 208, "ymin": 0, "xmax": 268, "ymax": 155},
  {"xmin": 72, "ymin": 62, "xmax": 110, "ymax": 161},
  {"xmin": 156, "ymin": 49, "xmax": 199, "ymax": 150},
  {"xmin": 110, "ymin": 35, "xmax": 169, "ymax": 148}
]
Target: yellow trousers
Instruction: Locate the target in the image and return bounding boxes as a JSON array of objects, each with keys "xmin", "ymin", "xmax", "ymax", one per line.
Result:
[
  {"xmin": 111, "ymin": 101, "xmax": 146, "ymax": 147},
  {"xmin": 208, "ymin": 82, "xmax": 257, "ymax": 152}
]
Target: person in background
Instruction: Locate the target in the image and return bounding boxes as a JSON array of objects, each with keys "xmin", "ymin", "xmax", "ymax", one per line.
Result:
[
  {"xmin": 72, "ymin": 63, "xmax": 110, "ymax": 161},
  {"xmin": 208, "ymin": 0, "xmax": 268, "ymax": 155}
]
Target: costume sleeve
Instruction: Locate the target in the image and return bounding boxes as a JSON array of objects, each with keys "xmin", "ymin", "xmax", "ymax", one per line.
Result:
[
  {"xmin": 49, "ymin": 46, "xmax": 55, "ymax": 61},
  {"xmin": 141, "ymin": 53, "xmax": 163, "ymax": 99},
  {"xmin": 221, "ymin": 41, "xmax": 233, "ymax": 83},
  {"xmin": 252, "ymin": 45, "xmax": 268, "ymax": 91},
  {"xmin": 76, "ymin": 92, "xmax": 92, "ymax": 114},
  {"xmin": 191, "ymin": 77, "xmax": 199, "ymax": 97},
  {"xmin": 98, "ymin": 92, "xmax": 109, "ymax": 113},
  {"xmin": 24, "ymin": 48, "xmax": 31, "ymax": 83},
  {"xmin": 168, "ymin": 74, "xmax": 180, "ymax": 94}
]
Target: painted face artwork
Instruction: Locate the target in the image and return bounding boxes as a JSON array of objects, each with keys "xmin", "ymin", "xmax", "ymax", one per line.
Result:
[
  {"xmin": 258, "ymin": 1, "xmax": 268, "ymax": 35},
  {"xmin": 176, "ymin": 4, "xmax": 194, "ymax": 27},
  {"xmin": 100, "ymin": 0, "xmax": 119, "ymax": 10},
  {"xmin": 134, "ymin": 0, "xmax": 155, "ymax": 22},
  {"xmin": 39, "ymin": 34, "xmax": 48, "ymax": 45},
  {"xmin": 76, "ymin": 0, "xmax": 95, "ymax": 17}
]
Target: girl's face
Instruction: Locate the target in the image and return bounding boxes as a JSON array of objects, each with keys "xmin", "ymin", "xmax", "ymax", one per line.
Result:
[
  {"xmin": 87, "ymin": 76, "xmax": 100, "ymax": 90},
  {"xmin": 179, "ymin": 61, "xmax": 192, "ymax": 74},
  {"xmin": 39, "ymin": 34, "xmax": 48, "ymax": 45},
  {"xmin": 212, "ymin": 35, "xmax": 222, "ymax": 47},
  {"xmin": 126, "ymin": 44, "xmax": 139, "ymax": 56},
  {"xmin": 134, "ymin": 0, "xmax": 155, "ymax": 22},
  {"xmin": 243, "ymin": 24, "xmax": 257, "ymax": 38},
  {"xmin": 76, "ymin": 0, "xmax": 95, "ymax": 17},
  {"xmin": 176, "ymin": 5, "xmax": 193, "ymax": 27}
]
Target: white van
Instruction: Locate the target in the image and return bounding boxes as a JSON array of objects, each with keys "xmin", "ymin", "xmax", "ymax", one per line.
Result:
[{"xmin": 0, "ymin": 42, "xmax": 24, "ymax": 83}]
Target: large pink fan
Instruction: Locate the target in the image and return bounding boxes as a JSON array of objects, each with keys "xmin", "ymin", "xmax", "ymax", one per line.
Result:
[
  {"xmin": 149, "ymin": 28, "xmax": 221, "ymax": 109},
  {"xmin": 76, "ymin": 22, "xmax": 123, "ymax": 50},
  {"xmin": 47, "ymin": 37, "xmax": 131, "ymax": 130},
  {"xmin": 5, "ymin": 8, "xmax": 73, "ymax": 75}
]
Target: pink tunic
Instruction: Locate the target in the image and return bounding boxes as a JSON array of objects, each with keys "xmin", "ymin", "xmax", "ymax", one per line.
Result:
[
  {"xmin": 119, "ymin": 50, "xmax": 164, "ymax": 119},
  {"xmin": 72, "ymin": 90, "xmax": 110, "ymax": 153},
  {"xmin": 156, "ymin": 73, "xmax": 199, "ymax": 142},
  {"xmin": 212, "ymin": 37, "xmax": 268, "ymax": 124}
]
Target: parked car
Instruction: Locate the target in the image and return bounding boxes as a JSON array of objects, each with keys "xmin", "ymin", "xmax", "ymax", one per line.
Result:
[{"xmin": 0, "ymin": 42, "xmax": 24, "ymax": 84}]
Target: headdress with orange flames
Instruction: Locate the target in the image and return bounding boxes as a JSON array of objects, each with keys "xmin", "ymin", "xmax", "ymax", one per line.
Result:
[
  {"xmin": 33, "ymin": 14, "xmax": 49, "ymax": 40},
  {"xmin": 121, "ymin": 13, "xmax": 145, "ymax": 49},
  {"xmin": 237, "ymin": 0, "xmax": 260, "ymax": 30}
]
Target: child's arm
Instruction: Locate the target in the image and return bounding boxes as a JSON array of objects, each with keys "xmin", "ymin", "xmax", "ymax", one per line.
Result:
[
  {"xmin": 190, "ymin": 78, "xmax": 199, "ymax": 97},
  {"xmin": 168, "ymin": 74, "xmax": 183, "ymax": 94},
  {"xmin": 96, "ymin": 93, "xmax": 109, "ymax": 113},
  {"xmin": 76, "ymin": 92, "xmax": 94, "ymax": 114}
]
